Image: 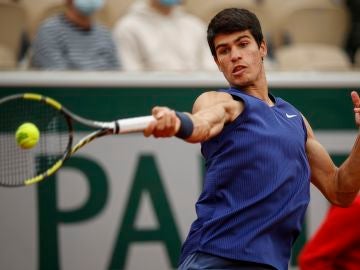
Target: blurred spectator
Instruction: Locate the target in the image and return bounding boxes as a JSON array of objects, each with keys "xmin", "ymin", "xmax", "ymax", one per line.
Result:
[
  {"xmin": 0, "ymin": 0, "xmax": 27, "ymax": 69},
  {"xmin": 345, "ymin": 0, "xmax": 360, "ymax": 64},
  {"xmin": 112, "ymin": 0, "xmax": 217, "ymax": 71},
  {"xmin": 31, "ymin": 0, "xmax": 119, "ymax": 70},
  {"xmin": 298, "ymin": 195, "xmax": 360, "ymax": 270}
]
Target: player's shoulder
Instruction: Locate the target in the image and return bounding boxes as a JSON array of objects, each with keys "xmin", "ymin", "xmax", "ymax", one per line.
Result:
[
  {"xmin": 192, "ymin": 90, "xmax": 241, "ymax": 113},
  {"xmin": 197, "ymin": 90, "xmax": 234, "ymax": 102}
]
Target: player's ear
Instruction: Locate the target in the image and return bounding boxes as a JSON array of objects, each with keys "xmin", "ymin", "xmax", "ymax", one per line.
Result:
[{"xmin": 260, "ymin": 40, "xmax": 267, "ymax": 58}]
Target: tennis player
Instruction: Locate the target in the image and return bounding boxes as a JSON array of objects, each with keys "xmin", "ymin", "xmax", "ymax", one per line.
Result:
[{"xmin": 144, "ymin": 8, "xmax": 360, "ymax": 270}]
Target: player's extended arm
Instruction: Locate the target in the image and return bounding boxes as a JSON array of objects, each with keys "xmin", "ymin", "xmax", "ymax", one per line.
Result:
[
  {"xmin": 306, "ymin": 91, "xmax": 360, "ymax": 206},
  {"xmin": 143, "ymin": 91, "xmax": 243, "ymax": 143}
]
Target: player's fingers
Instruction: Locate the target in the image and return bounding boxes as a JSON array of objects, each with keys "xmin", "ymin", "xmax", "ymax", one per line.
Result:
[
  {"xmin": 163, "ymin": 111, "xmax": 171, "ymax": 129},
  {"xmin": 152, "ymin": 106, "xmax": 165, "ymax": 118},
  {"xmin": 165, "ymin": 110, "xmax": 176, "ymax": 131},
  {"xmin": 148, "ymin": 107, "xmax": 179, "ymax": 137},
  {"xmin": 156, "ymin": 113, "xmax": 166, "ymax": 131},
  {"xmin": 351, "ymin": 92, "xmax": 360, "ymax": 127},
  {"xmin": 143, "ymin": 120, "xmax": 156, "ymax": 137},
  {"xmin": 151, "ymin": 107, "xmax": 168, "ymax": 132},
  {"xmin": 351, "ymin": 91, "xmax": 360, "ymax": 108}
]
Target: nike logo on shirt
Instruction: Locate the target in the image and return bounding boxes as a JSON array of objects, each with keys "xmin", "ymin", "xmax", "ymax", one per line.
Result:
[{"xmin": 286, "ymin": 113, "xmax": 297, "ymax": 118}]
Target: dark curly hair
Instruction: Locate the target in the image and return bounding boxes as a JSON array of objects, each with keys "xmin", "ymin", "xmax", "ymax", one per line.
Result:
[{"xmin": 207, "ymin": 8, "xmax": 264, "ymax": 57}]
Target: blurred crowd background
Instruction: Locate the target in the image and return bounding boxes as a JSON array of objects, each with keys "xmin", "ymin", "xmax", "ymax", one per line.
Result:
[{"xmin": 0, "ymin": 0, "xmax": 359, "ymax": 72}]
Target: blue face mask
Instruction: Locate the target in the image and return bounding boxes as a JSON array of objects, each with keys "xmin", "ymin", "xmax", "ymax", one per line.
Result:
[
  {"xmin": 159, "ymin": 0, "xmax": 181, "ymax": 6},
  {"xmin": 74, "ymin": 0, "xmax": 104, "ymax": 16}
]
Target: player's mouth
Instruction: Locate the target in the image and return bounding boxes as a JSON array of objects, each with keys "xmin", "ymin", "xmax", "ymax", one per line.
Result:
[{"xmin": 232, "ymin": 65, "xmax": 246, "ymax": 76}]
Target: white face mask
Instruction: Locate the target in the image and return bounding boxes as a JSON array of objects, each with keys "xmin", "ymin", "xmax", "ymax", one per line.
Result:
[
  {"xmin": 74, "ymin": 0, "xmax": 104, "ymax": 16},
  {"xmin": 159, "ymin": 0, "xmax": 181, "ymax": 6}
]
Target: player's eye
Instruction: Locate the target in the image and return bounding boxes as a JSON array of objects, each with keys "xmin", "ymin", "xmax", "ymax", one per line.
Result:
[
  {"xmin": 217, "ymin": 47, "xmax": 230, "ymax": 55},
  {"xmin": 239, "ymin": 42, "xmax": 249, "ymax": 48}
]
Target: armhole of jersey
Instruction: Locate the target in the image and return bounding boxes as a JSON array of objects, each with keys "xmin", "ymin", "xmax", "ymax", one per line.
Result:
[
  {"xmin": 300, "ymin": 116, "xmax": 308, "ymax": 143},
  {"xmin": 230, "ymin": 94, "xmax": 248, "ymax": 127},
  {"xmin": 216, "ymin": 89, "xmax": 248, "ymax": 127}
]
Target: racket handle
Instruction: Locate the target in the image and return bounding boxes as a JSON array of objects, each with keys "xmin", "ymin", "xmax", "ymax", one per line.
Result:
[{"xmin": 117, "ymin": 115, "xmax": 155, "ymax": 133}]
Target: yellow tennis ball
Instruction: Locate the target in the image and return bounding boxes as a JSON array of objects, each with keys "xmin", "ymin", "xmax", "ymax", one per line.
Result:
[{"xmin": 15, "ymin": 122, "xmax": 40, "ymax": 149}]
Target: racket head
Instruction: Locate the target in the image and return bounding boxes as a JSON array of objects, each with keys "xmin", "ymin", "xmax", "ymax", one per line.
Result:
[{"xmin": 0, "ymin": 93, "xmax": 73, "ymax": 187}]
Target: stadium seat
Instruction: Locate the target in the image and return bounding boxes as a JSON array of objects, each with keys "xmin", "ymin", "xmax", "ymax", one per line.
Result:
[
  {"xmin": 0, "ymin": 46, "xmax": 17, "ymax": 69},
  {"xmin": 186, "ymin": 0, "xmax": 274, "ymax": 31},
  {"xmin": 20, "ymin": 0, "xmax": 60, "ymax": 40},
  {"xmin": 275, "ymin": 43, "xmax": 351, "ymax": 71},
  {"xmin": 0, "ymin": 2, "xmax": 26, "ymax": 69},
  {"xmin": 100, "ymin": 0, "xmax": 134, "ymax": 28},
  {"xmin": 278, "ymin": 3, "xmax": 349, "ymax": 48},
  {"xmin": 185, "ymin": 0, "xmax": 279, "ymax": 54}
]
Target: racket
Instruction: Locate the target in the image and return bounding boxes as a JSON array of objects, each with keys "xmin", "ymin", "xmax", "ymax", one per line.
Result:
[{"xmin": 0, "ymin": 93, "xmax": 154, "ymax": 187}]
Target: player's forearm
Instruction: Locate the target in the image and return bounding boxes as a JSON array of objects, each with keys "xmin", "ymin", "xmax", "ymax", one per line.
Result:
[
  {"xmin": 335, "ymin": 134, "xmax": 360, "ymax": 206},
  {"xmin": 185, "ymin": 104, "xmax": 231, "ymax": 143}
]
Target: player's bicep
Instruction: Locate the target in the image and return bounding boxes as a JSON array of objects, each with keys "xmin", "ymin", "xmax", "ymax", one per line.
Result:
[
  {"xmin": 192, "ymin": 91, "xmax": 242, "ymax": 119},
  {"xmin": 303, "ymin": 116, "xmax": 338, "ymax": 202},
  {"xmin": 189, "ymin": 91, "xmax": 243, "ymax": 142}
]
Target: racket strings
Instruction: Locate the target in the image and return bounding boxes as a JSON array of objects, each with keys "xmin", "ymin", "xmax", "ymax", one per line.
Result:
[{"xmin": 0, "ymin": 97, "xmax": 70, "ymax": 186}]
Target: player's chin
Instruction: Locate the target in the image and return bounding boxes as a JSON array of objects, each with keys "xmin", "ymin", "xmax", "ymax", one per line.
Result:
[{"xmin": 229, "ymin": 77, "xmax": 251, "ymax": 89}]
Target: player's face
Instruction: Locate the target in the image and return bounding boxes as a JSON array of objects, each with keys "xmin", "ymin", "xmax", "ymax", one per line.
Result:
[{"xmin": 214, "ymin": 30, "xmax": 267, "ymax": 88}]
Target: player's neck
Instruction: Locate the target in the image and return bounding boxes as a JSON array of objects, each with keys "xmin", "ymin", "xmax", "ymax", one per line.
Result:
[
  {"xmin": 246, "ymin": 88, "xmax": 273, "ymax": 106},
  {"xmin": 240, "ymin": 74, "xmax": 272, "ymax": 106}
]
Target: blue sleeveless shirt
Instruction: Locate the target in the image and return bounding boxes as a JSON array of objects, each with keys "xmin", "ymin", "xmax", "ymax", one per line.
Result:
[{"xmin": 179, "ymin": 88, "xmax": 310, "ymax": 270}]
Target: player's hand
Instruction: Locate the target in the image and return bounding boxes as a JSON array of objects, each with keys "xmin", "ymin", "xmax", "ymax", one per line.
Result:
[
  {"xmin": 351, "ymin": 91, "xmax": 360, "ymax": 127},
  {"xmin": 143, "ymin": 106, "xmax": 180, "ymax": 138}
]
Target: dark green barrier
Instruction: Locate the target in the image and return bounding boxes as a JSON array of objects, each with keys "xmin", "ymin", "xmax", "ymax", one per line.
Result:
[{"xmin": 0, "ymin": 87, "xmax": 355, "ymax": 129}]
